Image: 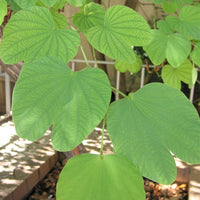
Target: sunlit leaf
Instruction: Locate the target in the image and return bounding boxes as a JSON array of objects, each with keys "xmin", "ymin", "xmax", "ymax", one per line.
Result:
[
  {"xmin": 57, "ymin": 154, "xmax": 145, "ymax": 200},
  {"xmin": 87, "ymin": 5, "xmax": 151, "ymax": 62},
  {"xmin": 67, "ymin": 0, "xmax": 92, "ymax": 7},
  {"xmin": 0, "ymin": 0, "xmax": 7, "ymax": 25},
  {"xmin": 52, "ymin": 12, "xmax": 68, "ymax": 29},
  {"xmin": 72, "ymin": 2, "xmax": 105, "ymax": 33},
  {"xmin": 161, "ymin": 1, "xmax": 178, "ymax": 13},
  {"xmin": 107, "ymin": 83, "xmax": 200, "ymax": 184},
  {"xmin": 161, "ymin": 60, "xmax": 193, "ymax": 89},
  {"xmin": 0, "ymin": 6, "xmax": 80, "ymax": 64},
  {"xmin": 12, "ymin": 56, "xmax": 111, "ymax": 151}
]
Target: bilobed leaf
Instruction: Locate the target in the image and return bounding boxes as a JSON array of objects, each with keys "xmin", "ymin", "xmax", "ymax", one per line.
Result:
[
  {"xmin": 40, "ymin": 0, "xmax": 57, "ymax": 7},
  {"xmin": 57, "ymin": 154, "xmax": 145, "ymax": 200},
  {"xmin": 176, "ymin": 6, "xmax": 200, "ymax": 40},
  {"xmin": 14, "ymin": 0, "xmax": 37, "ymax": 8},
  {"xmin": 190, "ymin": 43, "xmax": 200, "ymax": 67},
  {"xmin": 12, "ymin": 56, "xmax": 111, "ymax": 151},
  {"xmin": 0, "ymin": 6, "xmax": 80, "ymax": 64},
  {"xmin": 87, "ymin": 5, "xmax": 151, "ymax": 63},
  {"xmin": 0, "ymin": 0, "xmax": 7, "ymax": 25},
  {"xmin": 52, "ymin": 12, "xmax": 68, "ymax": 29},
  {"xmin": 161, "ymin": 60, "xmax": 193, "ymax": 89},
  {"xmin": 72, "ymin": 2, "xmax": 105, "ymax": 33},
  {"xmin": 115, "ymin": 56, "xmax": 142, "ymax": 73},
  {"xmin": 144, "ymin": 30, "xmax": 191, "ymax": 67},
  {"xmin": 107, "ymin": 83, "xmax": 200, "ymax": 184}
]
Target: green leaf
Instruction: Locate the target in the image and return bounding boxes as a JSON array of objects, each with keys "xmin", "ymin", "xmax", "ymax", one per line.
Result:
[
  {"xmin": 67, "ymin": 0, "xmax": 92, "ymax": 7},
  {"xmin": 0, "ymin": 0, "xmax": 7, "ymax": 25},
  {"xmin": 12, "ymin": 56, "xmax": 111, "ymax": 151},
  {"xmin": 189, "ymin": 67, "xmax": 197, "ymax": 88},
  {"xmin": 14, "ymin": 0, "xmax": 37, "ymax": 8},
  {"xmin": 115, "ymin": 56, "xmax": 142, "ymax": 73},
  {"xmin": 40, "ymin": 0, "xmax": 57, "ymax": 7},
  {"xmin": 51, "ymin": 0, "xmax": 67, "ymax": 9},
  {"xmin": 0, "ymin": 6, "xmax": 80, "ymax": 64},
  {"xmin": 190, "ymin": 43, "xmax": 200, "ymax": 67},
  {"xmin": 176, "ymin": 6, "xmax": 200, "ymax": 40},
  {"xmin": 57, "ymin": 154, "xmax": 145, "ymax": 200},
  {"xmin": 144, "ymin": 30, "xmax": 191, "ymax": 67},
  {"xmin": 72, "ymin": 2, "xmax": 105, "ymax": 33},
  {"xmin": 161, "ymin": 2, "xmax": 178, "ymax": 13},
  {"xmin": 157, "ymin": 20, "xmax": 174, "ymax": 34},
  {"xmin": 52, "ymin": 12, "xmax": 68, "ymax": 29},
  {"xmin": 6, "ymin": 0, "xmax": 21, "ymax": 11},
  {"xmin": 107, "ymin": 83, "xmax": 200, "ymax": 184},
  {"xmin": 161, "ymin": 59, "xmax": 193, "ymax": 89},
  {"xmin": 87, "ymin": 5, "xmax": 151, "ymax": 63}
]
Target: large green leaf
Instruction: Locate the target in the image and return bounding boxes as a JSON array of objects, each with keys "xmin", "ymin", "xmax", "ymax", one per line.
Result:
[
  {"xmin": 107, "ymin": 83, "xmax": 200, "ymax": 184},
  {"xmin": 161, "ymin": 1, "xmax": 178, "ymax": 13},
  {"xmin": 52, "ymin": 12, "xmax": 68, "ymax": 29},
  {"xmin": 12, "ymin": 56, "xmax": 111, "ymax": 151},
  {"xmin": 144, "ymin": 30, "xmax": 191, "ymax": 67},
  {"xmin": 190, "ymin": 42, "xmax": 200, "ymax": 67},
  {"xmin": 87, "ymin": 5, "xmax": 151, "ymax": 63},
  {"xmin": 57, "ymin": 154, "xmax": 145, "ymax": 200},
  {"xmin": 14, "ymin": 0, "xmax": 37, "ymax": 8},
  {"xmin": 176, "ymin": 6, "xmax": 200, "ymax": 40},
  {"xmin": 0, "ymin": 6, "xmax": 80, "ymax": 64},
  {"xmin": 115, "ymin": 56, "xmax": 142, "ymax": 73},
  {"xmin": 0, "ymin": 0, "xmax": 7, "ymax": 25},
  {"xmin": 72, "ymin": 2, "xmax": 105, "ymax": 33},
  {"xmin": 161, "ymin": 59, "xmax": 193, "ymax": 89}
]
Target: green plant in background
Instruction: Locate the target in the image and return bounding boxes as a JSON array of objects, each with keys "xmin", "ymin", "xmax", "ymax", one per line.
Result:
[{"xmin": 0, "ymin": 0, "xmax": 200, "ymax": 199}]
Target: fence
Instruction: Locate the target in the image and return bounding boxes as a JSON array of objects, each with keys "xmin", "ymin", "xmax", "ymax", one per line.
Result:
[{"xmin": 0, "ymin": 59, "xmax": 196, "ymax": 114}]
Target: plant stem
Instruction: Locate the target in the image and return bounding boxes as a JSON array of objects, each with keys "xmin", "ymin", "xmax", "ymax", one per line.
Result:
[
  {"xmin": 100, "ymin": 115, "xmax": 106, "ymax": 159},
  {"xmin": 80, "ymin": 45, "xmax": 91, "ymax": 68},
  {"xmin": 111, "ymin": 86, "xmax": 127, "ymax": 98},
  {"xmin": 92, "ymin": 47, "xmax": 98, "ymax": 68}
]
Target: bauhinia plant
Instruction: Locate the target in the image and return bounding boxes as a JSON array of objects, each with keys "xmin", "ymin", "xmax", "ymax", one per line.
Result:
[{"xmin": 0, "ymin": 0, "xmax": 200, "ymax": 199}]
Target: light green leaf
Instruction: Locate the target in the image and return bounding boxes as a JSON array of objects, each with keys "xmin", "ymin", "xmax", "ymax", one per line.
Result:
[
  {"xmin": 72, "ymin": 2, "xmax": 105, "ymax": 33},
  {"xmin": 176, "ymin": 6, "xmax": 200, "ymax": 40},
  {"xmin": 14, "ymin": 0, "xmax": 37, "ymax": 8},
  {"xmin": 157, "ymin": 20, "xmax": 174, "ymax": 34},
  {"xmin": 189, "ymin": 67, "xmax": 197, "ymax": 88},
  {"xmin": 161, "ymin": 60, "xmax": 193, "ymax": 89},
  {"xmin": 115, "ymin": 56, "xmax": 142, "ymax": 73},
  {"xmin": 0, "ymin": 0, "xmax": 7, "ymax": 25},
  {"xmin": 57, "ymin": 154, "xmax": 145, "ymax": 200},
  {"xmin": 161, "ymin": 2, "xmax": 178, "ymax": 13},
  {"xmin": 12, "ymin": 56, "xmax": 111, "ymax": 151},
  {"xmin": 67, "ymin": 0, "xmax": 92, "ymax": 7},
  {"xmin": 190, "ymin": 43, "xmax": 200, "ymax": 67},
  {"xmin": 144, "ymin": 30, "xmax": 191, "ymax": 67},
  {"xmin": 107, "ymin": 83, "xmax": 200, "ymax": 184},
  {"xmin": 52, "ymin": 12, "xmax": 68, "ymax": 29},
  {"xmin": 0, "ymin": 6, "xmax": 80, "ymax": 64},
  {"xmin": 87, "ymin": 5, "xmax": 151, "ymax": 63},
  {"xmin": 40, "ymin": 0, "xmax": 57, "ymax": 7}
]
